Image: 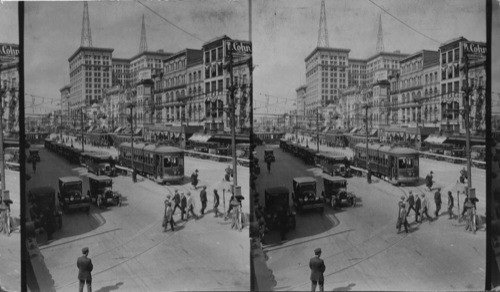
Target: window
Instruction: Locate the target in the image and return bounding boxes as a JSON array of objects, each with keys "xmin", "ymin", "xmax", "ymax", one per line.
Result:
[
  {"xmin": 454, "ymin": 81, "xmax": 459, "ymax": 93},
  {"xmin": 454, "ymin": 49, "xmax": 459, "ymax": 61},
  {"xmin": 205, "ymin": 82, "xmax": 210, "ymax": 93},
  {"xmin": 218, "ymin": 80, "xmax": 223, "ymax": 92},
  {"xmin": 441, "ymin": 84, "xmax": 446, "ymax": 95},
  {"xmin": 441, "ymin": 53, "xmax": 446, "ymax": 64}
]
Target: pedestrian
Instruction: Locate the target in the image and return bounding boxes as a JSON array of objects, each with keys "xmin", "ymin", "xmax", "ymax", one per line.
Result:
[
  {"xmin": 397, "ymin": 202, "xmax": 409, "ymax": 234},
  {"xmin": 464, "ymin": 198, "xmax": 475, "ymax": 232},
  {"xmin": 180, "ymin": 192, "xmax": 187, "ymax": 221},
  {"xmin": 213, "ymin": 189, "xmax": 220, "ymax": 217},
  {"xmin": 77, "ymin": 247, "xmax": 93, "ymax": 292},
  {"xmin": 200, "ymin": 186, "xmax": 207, "ymax": 215},
  {"xmin": 309, "ymin": 248, "xmax": 326, "ymax": 292},
  {"xmin": 32, "ymin": 159, "xmax": 37, "ymax": 174},
  {"xmin": 415, "ymin": 194, "xmax": 422, "ymax": 223},
  {"xmin": 447, "ymin": 191, "xmax": 454, "ymax": 219},
  {"xmin": 225, "ymin": 194, "xmax": 236, "ymax": 219},
  {"xmin": 191, "ymin": 169, "xmax": 199, "ymax": 190},
  {"xmin": 172, "ymin": 190, "xmax": 181, "ymax": 215},
  {"xmin": 406, "ymin": 191, "xmax": 416, "ymax": 218},
  {"xmin": 434, "ymin": 188, "xmax": 442, "ymax": 218},
  {"xmin": 421, "ymin": 194, "xmax": 432, "ymax": 222},
  {"xmin": 425, "ymin": 171, "xmax": 434, "ymax": 191},
  {"xmin": 163, "ymin": 202, "xmax": 175, "ymax": 232},
  {"xmin": 266, "ymin": 159, "xmax": 272, "ymax": 174},
  {"xmin": 186, "ymin": 192, "xmax": 198, "ymax": 220}
]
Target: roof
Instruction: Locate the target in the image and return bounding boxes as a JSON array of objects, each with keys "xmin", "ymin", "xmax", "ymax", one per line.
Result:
[
  {"xmin": 59, "ymin": 176, "xmax": 83, "ymax": 183},
  {"xmin": 305, "ymin": 46, "xmax": 351, "ymax": 62},
  {"xmin": 82, "ymin": 151, "xmax": 113, "ymax": 159},
  {"xmin": 88, "ymin": 174, "xmax": 113, "ymax": 182},
  {"xmin": 389, "ymin": 147, "xmax": 419, "ymax": 155},
  {"xmin": 68, "ymin": 46, "xmax": 114, "ymax": 62},
  {"xmin": 28, "ymin": 186, "xmax": 56, "ymax": 196},
  {"xmin": 293, "ymin": 177, "xmax": 316, "ymax": 184},
  {"xmin": 322, "ymin": 174, "xmax": 347, "ymax": 182},
  {"xmin": 264, "ymin": 187, "xmax": 290, "ymax": 196}
]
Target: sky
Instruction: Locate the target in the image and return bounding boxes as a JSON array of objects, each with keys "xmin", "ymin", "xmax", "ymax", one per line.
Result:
[
  {"xmin": 253, "ymin": 0, "xmax": 486, "ymax": 115},
  {"xmin": 0, "ymin": 2, "xmax": 18, "ymax": 44},
  {"xmin": 24, "ymin": 0, "xmax": 250, "ymax": 115}
]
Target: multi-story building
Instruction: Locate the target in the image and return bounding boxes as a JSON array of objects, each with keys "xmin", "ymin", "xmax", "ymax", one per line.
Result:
[
  {"xmin": 68, "ymin": 47, "xmax": 113, "ymax": 123},
  {"xmin": 0, "ymin": 56, "xmax": 19, "ymax": 134},
  {"xmin": 59, "ymin": 85, "xmax": 71, "ymax": 127},
  {"xmin": 347, "ymin": 59, "xmax": 367, "ymax": 88},
  {"xmin": 295, "ymin": 85, "xmax": 307, "ymax": 128},
  {"xmin": 304, "ymin": 47, "xmax": 350, "ymax": 116},
  {"xmin": 111, "ymin": 58, "xmax": 131, "ymax": 87},
  {"xmin": 366, "ymin": 51, "xmax": 408, "ymax": 85},
  {"xmin": 185, "ymin": 58, "xmax": 204, "ymax": 125},
  {"xmin": 439, "ymin": 37, "xmax": 486, "ymax": 135},
  {"xmin": 340, "ymin": 86, "xmax": 367, "ymax": 130},
  {"xmin": 129, "ymin": 50, "xmax": 172, "ymax": 85},
  {"xmin": 102, "ymin": 85, "xmax": 128, "ymax": 130}
]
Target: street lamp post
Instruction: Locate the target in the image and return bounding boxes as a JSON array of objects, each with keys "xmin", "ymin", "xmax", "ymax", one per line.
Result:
[
  {"xmin": 0, "ymin": 66, "xmax": 6, "ymax": 201},
  {"xmin": 127, "ymin": 102, "xmax": 135, "ymax": 175}
]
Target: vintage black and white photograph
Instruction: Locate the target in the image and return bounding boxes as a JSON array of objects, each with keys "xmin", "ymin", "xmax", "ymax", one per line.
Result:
[
  {"xmin": 250, "ymin": 0, "xmax": 486, "ymax": 290},
  {"xmin": 0, "ymin": 2, "xmax": 21, "ymax": 292},
  {"xmin": 24, "ymin": 1, "xmax": 251, "ymax": 291}
]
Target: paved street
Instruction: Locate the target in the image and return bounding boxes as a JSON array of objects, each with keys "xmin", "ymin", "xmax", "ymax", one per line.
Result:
[
  {"xmin": 0, "ymin": 170, "xmax": 21, "ymax": 292},
  {"xmin": 255, "ymin": 144, "xmax": 485, "ymax": 291},
  {"xmin": 26, "ymin": 144, "xmax": 250, "ymax": 292}
]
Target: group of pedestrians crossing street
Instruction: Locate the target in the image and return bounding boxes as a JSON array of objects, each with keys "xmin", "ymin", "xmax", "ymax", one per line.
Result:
[
  {"xmin": 162, "ymin": 169, "xmax": 244, "ymax": 232},
  {"xmin": 396, "ymin": 171, "xmax": 479, "ymax": 234}
]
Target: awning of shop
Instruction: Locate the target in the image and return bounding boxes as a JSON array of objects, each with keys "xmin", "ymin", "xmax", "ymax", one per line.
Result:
[
  {"xmin": 87, "ymin": 126, "xmax": 95, "ymax": 133},
  {"xmin": 134, "ymin": 128, "xmax": 142, "ymax": 135},
  {"xmin": 370, "ymin": 129, "xmax": 378, "ymax": 136},
  {"xmin": 189, "ymin": 133, "xmax": 212, "ymax": 143},
  {"xmin": 173, "ymin": 132, "xmax": 180, "ymax": 138},
  {"xmin": 322, "ymin": 127, "xmax": 330, "ymax": 133},
  {"xmin": 114, "ymin": 126, "xmax": 123, "ymax": 133},
  {"xmin": 349, "ymin": 127, "xmax": 358, "ymax": 134}
]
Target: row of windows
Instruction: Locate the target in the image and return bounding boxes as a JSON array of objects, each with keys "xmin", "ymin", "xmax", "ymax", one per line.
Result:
[
  {"xmin": 441, "ymin": 49, "xmax": 460, "ymax": 64},
  {"xmin": 205, "ymin": 47, "xmax": 223, "ymax": 64}
]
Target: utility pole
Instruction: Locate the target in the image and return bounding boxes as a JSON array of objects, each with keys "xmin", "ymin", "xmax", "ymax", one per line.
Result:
[
  {"xmin": 228, "ymin": 52, "xmax": 238, "ymax": 188},
  {"xmin": 316, "ymin": 108, "xmax": 319, "ymax": 152},
  {"xmin": 0, "ymin": 65, "xmax": 6, "ymax": 201},
  {"xmin": 81, "ymin": 106, "xmax": 84, "ymax": 152},
  {"xmin": 363, "ymin": 102, "xmax": 370, "ymax": 183},
  {"xmin": 462, "ymin": 53, "xmax": 472, "ymax": 193}
]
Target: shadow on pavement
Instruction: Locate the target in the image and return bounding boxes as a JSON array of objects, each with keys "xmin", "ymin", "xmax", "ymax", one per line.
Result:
[
  {"xmin": 332, "ymin": 283, "xmax": 356, "ymax": 291},
  {"xmin": 95, "ymin": 282, "xmax": 124, "ymax": 292},
  {"xmin": 27, "ymin": 246, "xmax": 56, "ymax": 292}
]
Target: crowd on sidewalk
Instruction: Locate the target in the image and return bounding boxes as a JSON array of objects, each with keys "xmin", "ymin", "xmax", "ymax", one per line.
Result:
[{"xmin": 396, "ymin": 171, "xmax": 480, "ymax": 234}]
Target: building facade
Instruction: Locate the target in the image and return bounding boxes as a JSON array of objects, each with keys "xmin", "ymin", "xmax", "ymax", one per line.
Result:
[
  {"xmin": 0, "ymin": 58, "xmax": 19, "ymax": 134},
  {"xmin": 68, "ymin": 47, "xmax": 113, "ymax": 123},
  {"xmin": 305, "ymin": 47, "xmax": 350, "ymax": 116},
  {"xmin": 59, "ymin": 85, "xmax": 71, "ymax": 127}
]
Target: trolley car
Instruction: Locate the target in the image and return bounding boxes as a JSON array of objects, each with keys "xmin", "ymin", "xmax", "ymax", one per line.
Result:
[
  {"xmin": 353, "ymin": 143, "xmax": 419, "ymax": 185},
  {"xmin": 118, "ymin": 142, "xmax": 184, "ymax": 183}
]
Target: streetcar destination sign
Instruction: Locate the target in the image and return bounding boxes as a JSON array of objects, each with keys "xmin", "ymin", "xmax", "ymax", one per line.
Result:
[
  {"xmin": 226, "ymin": 40, "xmax": 252, "ymax": 55},
  {"xmin": 463, "ymin": 42, "xmax": 486, "ymax": 56}
]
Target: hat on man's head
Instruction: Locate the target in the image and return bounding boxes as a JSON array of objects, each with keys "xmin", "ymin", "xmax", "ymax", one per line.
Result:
[
  {"xmin": 430, "ymin": 171, "xmax": 434, "ymax": 174},
  {"xmin": 82, "ymin": 247, "xmax": 89, "ymax": 254},
  {"xmin": 314, "ymin": 248, "xmax": 322, "ymax": 255}
]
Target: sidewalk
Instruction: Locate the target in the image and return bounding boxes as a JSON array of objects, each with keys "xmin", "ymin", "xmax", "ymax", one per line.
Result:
[
  {"xmin": 284, "ymin": 133, "xmax": 354, "ymax": 158},
  {"xmin": 0, "ymin": 170, "xmax": 21, "ymax": 292}
]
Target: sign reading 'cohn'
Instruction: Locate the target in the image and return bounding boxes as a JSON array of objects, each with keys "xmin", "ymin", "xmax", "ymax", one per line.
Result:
[
  {"xmin": 0, "ymin": 44, "xmax": 20, "ymax": 58},
  {"xmin": 226, "ymin": 40, "xmax": 252, "ymax": 55},
  {"xmin": 463, "ymin": 42, "xmax": 486, "ymax": 55}
]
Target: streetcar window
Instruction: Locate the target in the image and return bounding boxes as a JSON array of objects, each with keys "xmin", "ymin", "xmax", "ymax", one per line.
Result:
[{"xmin": 164, "ymin": 157, "xmax": 172, "ymax": 167}]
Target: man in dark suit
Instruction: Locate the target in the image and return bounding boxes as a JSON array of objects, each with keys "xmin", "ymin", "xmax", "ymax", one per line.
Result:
[
  {"xmin": 77, "ymin": 247, "xmax": 93, "ymax": 292},
  {"xmin": 309, "ymin": 248, "xmax": 326, "ymax": 292}
]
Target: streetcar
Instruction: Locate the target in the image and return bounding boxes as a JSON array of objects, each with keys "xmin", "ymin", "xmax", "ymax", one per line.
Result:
[
  {"xmin": 118, "ymin": 142, "xmax": 184, "ymax": 183},
  {"xmin": 353, "ymin": 143, "xmax": 419, "ymax": 185}
]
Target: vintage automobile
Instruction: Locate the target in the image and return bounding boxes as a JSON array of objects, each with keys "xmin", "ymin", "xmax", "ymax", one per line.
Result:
[
  {"xmin": 292, "ymin": 177, "xmax": 324, "ymax": 214},
  {"xmin": 87, "ymin": 175, "xmax": 121, "ymax": 208},
  {"xmin": 28, "ymin": 186, "xmax": 62, "ymax": 236},
  {"xmin": 27, "ymin": 150, "xmax": 41, "ymax": 163},
  {"xmin": 323, "ymin": 174, "xmax": 356, "ymax": 208},
  {"xmin": 81, "ymin": 152, "xmax": 116, "ymax": 176},
  {"xmin": 331, "ymin": 163, "xmax": 351, "ymax": 178},
  {"xmin": 264, "ymin": 149, "xmax": 275, "ymax": 163},
  {"xmin": 58, "ymin": 176, "xmax": 90, "ymax": 213},
  {"xmin": 264, "ymin": 187, "xmax": 296, "ymax": 231}
]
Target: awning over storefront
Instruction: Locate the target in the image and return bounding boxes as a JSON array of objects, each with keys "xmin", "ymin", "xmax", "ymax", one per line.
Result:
[
  {"xmin": 349, "ymin": 127, "xmax": 358, "ymax": 134},
  {"xmin": 322, "ymin": 127, "xmax": 330, "ymax": 133},
  {"xmin": 114, "ymin": 126, "xmax": 123, "ymax": 133},
  {"xmin": 370, "ymin": 129, "xmax": 378, "ymax": 136},
  {"xmin": 189, "ymin": 133, "xmax": 212, "ymax": 143},
  {"xmin": 87, "ymin": 126, "xmax": 95, "ymax": 133},
  {"xmin": 134, "ymin": 128, "xmax": 142, "ymax": 136},
  {"xmin": 424, "ymin": 135, "xmax": 448, "ymax": 144}
]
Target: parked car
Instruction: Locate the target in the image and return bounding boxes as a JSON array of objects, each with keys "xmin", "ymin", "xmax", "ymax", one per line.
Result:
[
  {"xmin": 58, "ymin": 176, "xmax": 90, "ymax": 213},
  {"xmin": 264, "ymin": 187, "xmax": 296, "ymax": 231},
  {"xmin": 88, "ymin": 175, "xmax": 121, "ymax": 208},
  {"xmin": 292, "ymin": 177, "xmax": 324, "ymax": 214},
  {"xmin": 28, "ymin": 186, "xmax": 62, "ymax": 236},
  {"xmin": 323, "ymin": 174, "xmax": 356, "ymax": 208},
  {"xmin": 27, "ymin": 150, "xmax": 40, "ymax": 163}
]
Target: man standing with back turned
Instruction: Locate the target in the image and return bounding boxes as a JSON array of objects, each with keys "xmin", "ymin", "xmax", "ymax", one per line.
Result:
[
  {"xmin": 77, "ymin": 247, "xmax": 93, "ymax": 292},
  {"xmin": 309, "ymin": 248, "xmax": 326, "ymax": 291}
]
